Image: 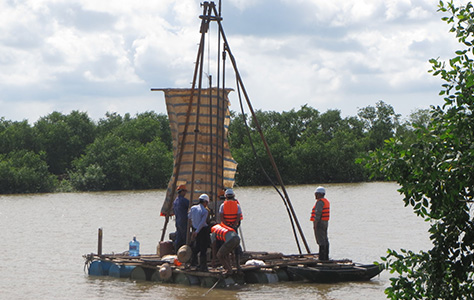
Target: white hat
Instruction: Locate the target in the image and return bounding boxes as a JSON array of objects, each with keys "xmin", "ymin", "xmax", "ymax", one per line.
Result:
[
  {"xmin": 315, "ymin": 186, "xmax": 326, "ymax": 194},
  {"xmin": 177, "ymin": 245, "xmax": 192, "ymax": 263},
  {"xmin": 159, "ymin": 263, "xmax": 172, "ymax": 280},
  {"xmin": 225, "ymin": 188, "xmax": 234, "ymax": 196},
  {"xmin": 199, "ymin": 194, "xmax": 210, "ymax": 202}
]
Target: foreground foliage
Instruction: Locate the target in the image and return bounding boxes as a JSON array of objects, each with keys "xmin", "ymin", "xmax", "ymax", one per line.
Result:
[{"xmin": 362, "ymin": 1, "xmax": 474, "ymax": 298}]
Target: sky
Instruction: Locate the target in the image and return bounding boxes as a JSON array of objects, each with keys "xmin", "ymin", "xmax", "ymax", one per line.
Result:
[{"xmin": 0, "ymin": 0, "xmax": 465, "ymax": 124}]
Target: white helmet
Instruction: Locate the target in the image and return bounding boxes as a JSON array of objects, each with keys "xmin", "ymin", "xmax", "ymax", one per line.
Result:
[
  {"xmin": 225, "ymin": 188, "xmax": 234, "ymax": 197},
  {"xmin": 315, "ymin": 186, "xmax": 326, "ymax": 194},
  {"xmin": 199, "ymin": 194, "xmax": 210, "ymax": 202}
]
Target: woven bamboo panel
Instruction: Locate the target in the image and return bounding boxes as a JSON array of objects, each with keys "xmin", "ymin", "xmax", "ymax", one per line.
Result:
[{"xmin": 159, "ymin": 88, "xmax": 237, "ymax": 216}]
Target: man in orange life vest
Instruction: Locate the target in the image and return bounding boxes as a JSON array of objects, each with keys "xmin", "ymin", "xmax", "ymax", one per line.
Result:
[
  {"xmin": 219, "ymin": 188, "xmax": 242, "ymax": 230},
  {"xmin": 310, "ymin": 186, "xmax": 330, "ymax": 260},
  {"xmin": 210, "ymin": 222, "xmax": 241, "ymax": 275}
]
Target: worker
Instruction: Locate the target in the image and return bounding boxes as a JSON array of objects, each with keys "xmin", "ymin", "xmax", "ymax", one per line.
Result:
[
  {"xmin": 210, "ymin": 222, "xmax": 241, "ymax": 275},
  {"xmin": 219, "ymin": 188, "xmax": 242, "ymax": 230},
  {"xmin": 188, "ymin": 194, "xmax": 210, "ymax": 271},
  {"xmin": 310, "ymin": 186, "xmax": 330, "ymax": 261},
  {"xmin": 172, "ymin": 184, "xmax": 189, "ymax": 253},
  {"xmin": 218, "ymin": 189, "xmax": 226, "ymax": 201}
]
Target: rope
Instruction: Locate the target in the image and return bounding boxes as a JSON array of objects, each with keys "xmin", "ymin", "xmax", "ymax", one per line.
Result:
[
  {"xmin": 83, "ymin": 254, "xmax": 94, "ymax": 274},
  {"xmin": 202, "ymin": 277, "xmax": 221, "ymax": 296},
  {"xmin": 234, "ymin": 77, "xmax": 303, "ymax": 254}
]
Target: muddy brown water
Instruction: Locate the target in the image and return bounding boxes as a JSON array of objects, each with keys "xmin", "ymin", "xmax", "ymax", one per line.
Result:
[{"xmin": 0, "ymin": 182, "xmax": 431, "ymax": 299}]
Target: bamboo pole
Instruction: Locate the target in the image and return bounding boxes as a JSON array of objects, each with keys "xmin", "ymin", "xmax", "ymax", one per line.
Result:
[
  {"xmin": 186, "ymin": 2, "xmax": 213, "ymax": 245},
  {"xmin": 156, "ymin": 2, "xmax": 211, "ymax": 243},
  {"xmin": 211, "ymin": 4, "xmax": 311, "ymax": 254},
  {"xmin": 98, "ymin": 227, "xmax": 103, "ymax": 256}
]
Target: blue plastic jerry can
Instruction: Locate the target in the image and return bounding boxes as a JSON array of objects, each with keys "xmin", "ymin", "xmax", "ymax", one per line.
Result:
[{"xmin": 129, "ymin": 236, "xmax": 140, "ymax": 256}]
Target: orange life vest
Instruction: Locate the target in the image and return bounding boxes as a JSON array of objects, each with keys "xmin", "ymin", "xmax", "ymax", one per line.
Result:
[
  {"xmin": 211, "ymin": 223, "xmax": 235, "ymax": 241},
  {"xmin": 236, "ymin": 199, "xmax": 243, "ymax": 220},
  {"xmin": 222, "ymin": 200, "xmax": 240, "ymax": 225},
  {"xmin": 310, "ymin": 198, "xmax": 330, "ymax": 221}
]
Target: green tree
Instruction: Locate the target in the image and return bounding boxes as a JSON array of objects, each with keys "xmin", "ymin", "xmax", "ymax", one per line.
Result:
[
  {"xmin": 68, "ymin": 164, "xmax": 106, "ymax": 191},
  {"xmin": 97, "ymin": 112, "xmax": 128, "ymax": 136},
  {"xmin": 361, "ymin": 2, "xmax": 474, "ymax": 298},
  {"xmin": 318, "ymin": 109, "xmax": 344, "ymax": 142},
  {"xmin": 357, "ymin": 101, "xmax": 401, "ymax": 151},
  {"xmin": 230, "ymin": 107, "xmax": 318, "ymax": 186},
  {"xmin": 228, "ymin": 111, "xmax": 248, "ymax": 150},
  {"xmin": 234, "ymin": 129, "xmax": 299, "ymax": 185},
  {"xmin": 407, "ymin": 109, "xmax": 431, "ymax": 130},
  {"xmin": 97, "ymin": 111, "xmax": 172, "ymax": 149},
  {"xmin": 230, "ymin": 106, "xmax": 367, "ymax": 185},
  {"xmin": 34, "ymin": 111, "xmax": 95, "ymax": 175},
  {"xmin": 293, "ymin": 109, "xmax": 366, "ymax": 183},
  {"xmin": 396, "ymin": 108, "xmax": 432, "ymax": 145},
  {"xmin": 0, "ymin": 118, "xmax": 38, "ymax": 154},
  {"xmin": 70, "ymin": 134, "xmax": 134, "ymax": 190},
  {"xmin": 70, "ymin": 134, "xmax": 172, "ymax": 191},
  {"xmin": 229, "ymin": 105, "xmax": 322, "ymax": 150},
  {"xmin": 291, "ymin": 138, "xmax": 326, "ymax": 183},
  {"xmin": 0, "ymin": 150, "xmax": 56, "ymax": 193}
]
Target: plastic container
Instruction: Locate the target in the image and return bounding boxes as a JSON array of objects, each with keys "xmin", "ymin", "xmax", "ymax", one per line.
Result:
[
  {"xmin": 129, "ymin": 236, "xmax": 140, "ymax": 256},
  {"xmin": 158, "ymin": 241, "xmax": 174, "ymax": 257}
]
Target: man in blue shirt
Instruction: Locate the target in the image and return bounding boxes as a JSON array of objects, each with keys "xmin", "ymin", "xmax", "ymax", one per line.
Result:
[
  {"xmin": 173, "ymin": 185, "xmax": 189, "ymax": 253},
  {"xmin": 188, "ymin": 194, "xmax": 210, "ymax": 271}
]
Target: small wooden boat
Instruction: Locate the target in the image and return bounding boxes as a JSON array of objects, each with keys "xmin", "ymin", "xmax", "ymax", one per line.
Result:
[{"xmin": 287, "ymin": 263, "xmax": 383, "ymax": 283}]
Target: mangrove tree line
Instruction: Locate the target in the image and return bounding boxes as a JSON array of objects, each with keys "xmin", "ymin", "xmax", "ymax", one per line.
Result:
[{"xmin": 0, "ymin": 101, "xmax": 427, "ymax": 194}]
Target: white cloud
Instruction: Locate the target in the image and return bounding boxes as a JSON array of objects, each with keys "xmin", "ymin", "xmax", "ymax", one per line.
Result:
[
  {"xmin": 0, "ymin": 0, "xmax": 466, "ymax": 124},
  {"xmin": 227, "ymin": 0, "xmax": 264, "ymax": 11},
  {"xmin": 284, "ymin": 0, "xmax": 380, "ymax": 26},
  {"xmin": 385, "ymin": 0, "xmax": 411, "ymax": 20}
]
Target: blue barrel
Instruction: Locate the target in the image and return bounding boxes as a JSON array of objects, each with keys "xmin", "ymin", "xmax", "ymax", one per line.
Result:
[
  {"xmin": 276, "ymin": 268, "xmax": 289, "ymax": 282},
  {"xmin": 101, "ymin": 261, "xmax": 114, "ymax": 276},
  {"xmin": 109, "ymin": 264, "xmax": 136, "ymax": 278},
  {"xmin": 88, "ymin": 261, "xmax": 103, "ymax": 276},
  {"xmin": 130, "ymin": 266, "xmax": 156, "ymax": 281},
  {"xmin": 130, "ymin": 266, "xmax": 147, "ymax": 281},
  {"xmin": 265, "ymin": 272, "xmax": 279, "ymax": 283},
  {"xmin": 88, "ymin": 260, "xmax": 116, "ymax": 276},
  {"xmin": 244, "ymin": 271, "xmax": 278, "ymax": 283},
  {"xmin": 174, "ymin": 273, "xmax": 200, "ymax": 285}
]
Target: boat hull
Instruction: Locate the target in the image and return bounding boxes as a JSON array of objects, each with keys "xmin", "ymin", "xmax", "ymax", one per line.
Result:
[{"xmin": 287, "ymin": 263, "xmax": 383, "ymax": 283}]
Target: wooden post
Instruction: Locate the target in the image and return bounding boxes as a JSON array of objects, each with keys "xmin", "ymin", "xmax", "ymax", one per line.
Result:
[{"xmin": 98, "ymin": 227, "xmax": 103, "ymax": 256}]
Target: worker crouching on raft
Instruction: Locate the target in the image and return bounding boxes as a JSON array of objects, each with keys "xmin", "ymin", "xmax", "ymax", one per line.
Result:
[{"xmin": 210, "ymin": 222, "xmax": 241, "ymax": 275}]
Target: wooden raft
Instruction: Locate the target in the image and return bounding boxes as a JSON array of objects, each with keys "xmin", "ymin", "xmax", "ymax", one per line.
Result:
[{"xmin": 83, "ymin": 251, "xmax": 361, "ymax": 287}]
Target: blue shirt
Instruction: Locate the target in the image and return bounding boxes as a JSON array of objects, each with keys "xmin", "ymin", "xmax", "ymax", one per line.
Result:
[
  {"xmin": 173, "ymin": 195, "xmax": 189, "ymax": 227},
  {"xmin": 188, "ymin": 203, "xmax": 208, "ymax": 234}
]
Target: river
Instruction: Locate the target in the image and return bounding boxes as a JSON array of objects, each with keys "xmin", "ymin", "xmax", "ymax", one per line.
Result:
[{"xmin": 0, "ymin": 182, "xmax": 431, "ymax": 299}]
